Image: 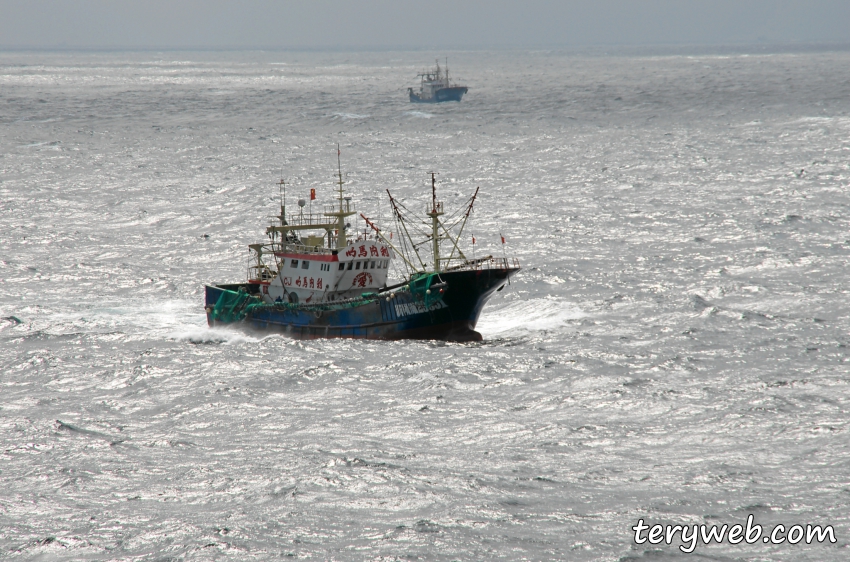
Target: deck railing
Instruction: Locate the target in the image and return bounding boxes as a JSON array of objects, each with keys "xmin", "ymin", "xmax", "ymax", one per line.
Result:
[
  {"xmin": 425, "ymin": 201, "xmax": 444, "ymax": 214},
  {"xmin": 274, "ymin": 244, "xmax": 336, "ymax": 256},
  {"xmin": 444, "ymin": 256, "xmax": 520, "ymax": 272},
  {"xmin": 323, "ymin": 201, "xmax": 355, "ymax": 215},
  {"xmin": 247, "ymin": 264, "xmax": 276, "ymax": 282},
  {"xmin": 287, "ymin": 212, "xmax": 335, "ymax": 227}
]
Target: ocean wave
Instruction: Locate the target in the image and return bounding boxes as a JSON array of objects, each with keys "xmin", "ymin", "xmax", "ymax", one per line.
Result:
[
  {"xmin": 167, "ymin": 325, "xmax": 273, "ymax": 345},
  {"xmin": 477, "ymin": 297, "xmax": 586, "ymax": 337}
]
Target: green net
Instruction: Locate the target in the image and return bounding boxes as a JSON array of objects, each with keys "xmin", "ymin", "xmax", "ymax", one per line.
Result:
[
  {"xmin": 210, "ymin": 289, "xmax": 263, "ymax": 323},
  {"xmin": 209, "ymin": 287, "xmax": 385, "ymax": 323},
  {"xmin": 408, "ymin": 273, "xmax": 444, "ymax": 308}
]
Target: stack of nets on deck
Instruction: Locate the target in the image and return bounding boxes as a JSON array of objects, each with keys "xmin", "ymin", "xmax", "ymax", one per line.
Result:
[
  {"xmin": 210, "ymin": 272, "xmax": 446, "ymax": 324},
  {"xmin": 408, "ymin": 273, "xmax": 444, "ymax": 308},
  {"xmin": 209, "ymin": 288, "xmax": 383, "ymax": 323},
  {"xmin": 209, "ymin": 289, "xmax": 261, "ymax": 323}
]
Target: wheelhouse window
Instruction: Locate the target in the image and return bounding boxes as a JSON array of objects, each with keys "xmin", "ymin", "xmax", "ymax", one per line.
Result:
[
  {"xmin": 339, "ymin": 263, "xmax": 345, "ymax": 270},
  {"xmin": 355, "ymin": 261, "xmax": 361, "ymax": 270},
  {"xmin": 370, "ymin": 261, "xmax": 375, "ymax": 269},
  {"xmin": 301, "ymin": 261, "xmax": 309, "ymax": 269},
  {"xmin": 347, "ymin": 262, "xmax": 353, "ymax": 270},
  {"xmin": 290, "ymin": 260, "xmax": 298, "ymax": 268}
]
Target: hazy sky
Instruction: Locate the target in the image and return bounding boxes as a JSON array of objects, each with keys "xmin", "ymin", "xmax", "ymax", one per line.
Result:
[{"xmin": 1, "ymin": 0, "xmax": 848, "ymax": 50}]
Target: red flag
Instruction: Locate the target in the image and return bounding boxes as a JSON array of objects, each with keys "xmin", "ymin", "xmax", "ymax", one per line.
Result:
[
  {"xmin": 310, "ymin": 188, "xmax": 316, "ymax": 201},
  {"xmin": 500, "ymin": 234, "xmax": 506, "ymax": 244},
  {"xmin": 472, "ymin": 236, "xmax": 476, "ymax": 245}
]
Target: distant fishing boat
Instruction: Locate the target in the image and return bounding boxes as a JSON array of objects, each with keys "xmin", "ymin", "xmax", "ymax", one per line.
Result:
[
  {"xmin": 204, "ymin": 149, "xmax": 518, "ymax": 341},
  {"xmin": 408, "ymin": 59, "xmax": 468, "ymax": 103}
]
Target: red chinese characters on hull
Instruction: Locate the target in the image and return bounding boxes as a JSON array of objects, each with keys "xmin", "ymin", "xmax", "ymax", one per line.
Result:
[
  {"xmin": 293, "ymin": 276, "xmax": 326, "ymax": 289},
  {"xmin": 352, "ymin": 272, "xmax": 373, "ymax": 288},
  {"xmin": 343, "ymin": 244, "xmax": 385, "ymax": 260}
]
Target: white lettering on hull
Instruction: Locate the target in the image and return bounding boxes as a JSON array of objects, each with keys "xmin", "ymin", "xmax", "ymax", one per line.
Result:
[{"xmin": 394, "ymin": 300, "xmax": 447, "ymax": 317}]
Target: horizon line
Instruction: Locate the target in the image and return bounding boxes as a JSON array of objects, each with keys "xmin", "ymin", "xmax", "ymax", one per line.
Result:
[{"xmin": 2, "ymin": 41, "xmax": 850, "ymax": 55}]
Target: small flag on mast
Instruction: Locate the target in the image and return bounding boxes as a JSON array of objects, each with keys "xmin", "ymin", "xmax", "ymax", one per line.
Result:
[
  {"xmin": 472, "ymin": 236, "xmax": 476, "ymax": 245},
  {"xmin": 500, "ymin": 233, "xmax": 506, "ymax": 244},
  {"xmin": 310, "ymin": 188, "xmax": 316, "ymax": 201}
]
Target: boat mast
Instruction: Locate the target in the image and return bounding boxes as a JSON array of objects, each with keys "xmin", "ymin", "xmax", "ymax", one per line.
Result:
[
  {"xmin": 324, "ymin": 143, "xmax": 355, "ymax": 248},
  {"xmin": 278, "ymin": 178, "xmax": 287, "ymax": 227},
  {"xmin": 426, "ymin": 172, "xmax": 444, "ymax": 272}
]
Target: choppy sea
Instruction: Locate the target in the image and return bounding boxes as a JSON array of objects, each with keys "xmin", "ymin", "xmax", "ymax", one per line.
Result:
[{"xmin": 1, "ymin": 48, "xmax": 849, "ymax": 561}]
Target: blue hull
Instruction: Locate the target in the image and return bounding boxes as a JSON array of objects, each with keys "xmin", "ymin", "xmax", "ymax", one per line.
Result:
[
  {"xmin": 205, "ymin": 267, "xmax": 516, "ymax": 341},
  {"xmin": 409, "ymin": 86, "xmax": 468, "ymax": 103}
]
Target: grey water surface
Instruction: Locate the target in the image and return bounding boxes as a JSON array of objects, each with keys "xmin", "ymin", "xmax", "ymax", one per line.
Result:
[{"xmin": 1, "ymin": 49, "xmax": 849, "ymax": 560}]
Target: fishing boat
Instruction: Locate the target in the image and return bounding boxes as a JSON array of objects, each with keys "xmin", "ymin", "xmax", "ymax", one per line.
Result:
[
  {"xmin": 203, "ymin": 151, "xmax": 519, "ymax": 341},
  {"xmin": 408, "ymin": 59, "xmax": 468, "ymax": 103}
]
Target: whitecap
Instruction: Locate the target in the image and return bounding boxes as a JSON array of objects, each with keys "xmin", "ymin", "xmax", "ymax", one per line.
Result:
[
  {"xmin": 477, "ymin": 297, "xmax": 586, "ymax": 337},
  {"xmin": 168, "ymin": 325, "xmax": 272, "ymax": 345}
]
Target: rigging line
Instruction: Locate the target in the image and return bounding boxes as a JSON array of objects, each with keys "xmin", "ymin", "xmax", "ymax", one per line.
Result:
[
  {"xmin": 397, "ymin": 224, "xmax": 416, "ymax": 278},
  {"xmin": 389, "ymin": 198, "xmax": 418, "ymax": 278},
  {"xmin": 393, "ymin": 195, "xmax": 430, "ymax": 236},
  {"xmin": 392, "ymin": 197, "xmax": 434, "ymax": 230},
  {"xmin": 445, "ymin": 186, "xmax": 479, "ymax": 265},
  {"xmin": 438, "ymin": 221, "xmax": 468, "ymax": 264},
  {"xmin": 437, "ymin": 197, "xmax": 476, "ymax": 234},
  {"xmin": 442, "ymin": 214, "xmax": 466, "ymax": 232},
  {"xmin": 411, "ymin": 237, "xmax": 433, "ymax": 250},
  {"xmin": 390, "ymin": 204, "xmax": 410, "ymax": 251},
  {"xmin": 387, "ymin": 189, "xmax": 427, "ymax": 272},
  {"xmin": 360, "ymin": 213, "xmax": 420, "ymax": 273},
  {"xmin": 388, "ymin": 250, "xmax": 408, "ymax": 282},
  {"xmin": 443, "ymin": 194, "xmax": 475, "ymax": 225},
  {"xmin": 390, "ymin": 203, "xmax": 431, "ymax": 236},
  {"xmin": 398, "ymin": 216, "xmax": 426, "ymax": 272},
  {"xmin": 440, "ymin": 200, "xmax": 467, "ymax": 224},
  {"xmin": 389, "ymin": 204, "xmax": 412, "ymax": 275},
  {"xmin": 389, "ymin": 187, "xmax": 478, "ymax": 271},
  {"xmin": 440, "ymin": 191, "xmax": 475, "ymax": 222}
]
